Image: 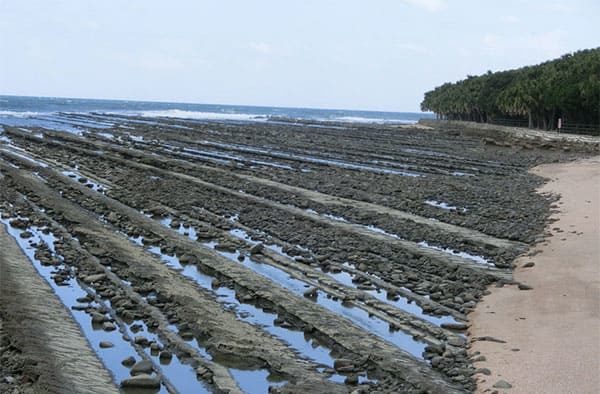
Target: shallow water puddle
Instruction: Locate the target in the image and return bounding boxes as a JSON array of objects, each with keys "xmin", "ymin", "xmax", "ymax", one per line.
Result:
[
  {"xmin": 0, "ymin": 217, "xmax": 167, "ymax": 392},
  {"xmin": 417, "ymin": 241, "xmax": 493, "ymax": 266},
  {"xmin": 306, "ymin": 208, "xmax": 492, "ymax": 266},
  {"xmin": 197, "ymin": 140, "xmax": 421, "ymax": 176},
  {"xmin": 62, "ymin": 167, "xmax": 108, "ymax": 193},
  {"xmin": 156, "ymin": 217, "xmax": 428, "ymax": 359},
  {"xmin": 145, "ymin": 243, "xmax": 339, "ymax": 372},
  {"xmin": 227, "ymin": 225, "xmax": 459, "ymax": 326},
  {"xmin": 424, "ymin": 200, "xmax": 467, "ymax": 212}
]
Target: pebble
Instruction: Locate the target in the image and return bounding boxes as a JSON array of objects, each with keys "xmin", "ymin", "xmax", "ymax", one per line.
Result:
[
  {"xmin": 130, "ymin": 359, "xmax": 154, "ymax": 375},
  {"xmin": 121, "ymin": 356, "xmax": 136, "ymax": 367},
  {"xmin": 102, "ymin": 321, "xmax": 116, "ymax": 331},
  {"xmin": 99, "ymin": 341, "xmax": 114, "ymax": 348},
  {"xmin": 493, "ymin": 380, "xmax": 513, "ymax": 389},
  {"xmin": 120, "ymin": 374, "xmax": 160, "ymax": 389}
]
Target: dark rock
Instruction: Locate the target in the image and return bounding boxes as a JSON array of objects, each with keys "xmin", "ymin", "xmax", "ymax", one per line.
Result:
[
  {"xmin": 493, "ymin": 380, "xmax": 512, "ymax": 389},
  {"xmin": 522, "ymin": 262, "xmax": 535, "ymax": 268},
  {"xmin": 249, "ymin": 243, "xmax": 264, "ymax": 255},
  {"xmin": 518, "ymin": 283, "xmax": 533, "ymax": 290},
  {"xmin": 102, "ymin": 322, "xmax": 116, "ymax": 331},
  {"xmin": 441, "ymin": 322, "xmax": 469, "ymax": 331},
  {"xmin": 130, "ymin": 359, "xmax": 154, "ymax": 375},
  {"xmin": 303, "ymin": 287, "xmax": 318, "ymax": 298},
  {"xmin": 344, "ymin": 374, "xmax": 359, "ymax": 385},
  {"xmin": 474, "ymin": 336, "xmax": 506, "ymax": 343},
  {"xmin": 334, "ymin": 358, "xmax": 354, "ymax": 372},
  {"xmin": 120, "ymin": 374, "xmax": 160, "ymax": 389},
  {"xmin": 121, "ymin": 356, "xmax": 136, "ymax": 367},
  {"xmin": 99, "ymin": 341, "xmax": 114, "ymax": 348},
  {"xmin": 475, "ymin": 368, "xmax": 491, "ymax": 376},
  {"xmin": 447, "ymin": 336, "xmax": 467, "ymax": 347}
]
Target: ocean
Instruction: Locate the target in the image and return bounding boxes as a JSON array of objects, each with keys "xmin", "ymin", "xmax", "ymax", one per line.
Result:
[{"xmin": 0, "ymin": 95, "xmax": 432, "ymax": 133}]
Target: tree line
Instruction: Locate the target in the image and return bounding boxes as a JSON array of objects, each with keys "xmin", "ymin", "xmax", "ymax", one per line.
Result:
[{"xmin": 421, "ymin": 48, "xmax": 600, "ymax": 131}]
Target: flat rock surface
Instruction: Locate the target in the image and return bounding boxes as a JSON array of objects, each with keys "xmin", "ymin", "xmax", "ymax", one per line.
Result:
[
  {"xmin": 469, "ymin": 156, "xmax": 600, "ymax": 393},
  {"xmin": 0, "ymin": 224, "xmax": 118, "ymax": 394}
]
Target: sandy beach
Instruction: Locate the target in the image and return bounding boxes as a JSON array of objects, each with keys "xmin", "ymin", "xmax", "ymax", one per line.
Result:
[{"xmin": 469, "ymin": 156, "xmax": 600, "ymax": 393}]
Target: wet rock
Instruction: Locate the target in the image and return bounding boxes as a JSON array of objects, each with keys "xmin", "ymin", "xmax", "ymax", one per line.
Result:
[
  {"xmin": 134, "ymin": 336, "xmax": 149, "ymax": 346},
  {"xmin": 196, "ymin": 366, "xmax": 213, "ymax": 380},
  {"xmin": 99, "ymin": 341, "xmax": 114, "ymax": 348},
  {"xmin": 91, "ymin": 312, "xmax": 107, "ymax": 324},
  {"xmin": 441, "ymin": 322, "xmax": 469, "ymax": 331},
  {"xmin": 83, "ymin": 273, "xmax": 106, "ymax": 284},
  {"xmin": 333, "ymin": 358, "xmax": 355, "ymax": 372},
  {"xmin": 303, "ymin": 287, "xmax": 318, "ymax": 298},
  {"xmin": 19, "ymin": 230, "xmax": 33, "ymax": 239},
  {"xmin": 249, "ymin": 243, "xmax": 264, "ymax": 255},
  {"xmin": 121, "ymin": 356, "xmax": 136, "ymax": 367},
  {"xmin": 120, "ymin": 374, "xmax": 160, "ymax": 389},
  {"xmin": 447, "ymin": 336, "xmax": 467, "ymax": 347},
  {"xmin": 8, "ymin": 219, "xmax": 29, "ymax": 229},
  {"xmin": 474, "ymin": 336, "xmax": 506, "ymax": 343},
  {"xmin": 475, "ymin": 368, "xmax": 491, "ymax": 376},
  {"xmin": 130, "ymin": 359, "xmax": 154, "ymax": 375},
  {"xmin": 493, "ymin": 380, "xmax": 513, "ymax": 389},
  {"xmin": 345, "ymin": 374, "xmax": 359, "ymax": 385},
  {"xmin": 159, "ymin": 351, "xmax": 172, "ymax": 363},
  {"xmin": 102, "ymin": 322, "xmax": 116, "ymax": 331}
]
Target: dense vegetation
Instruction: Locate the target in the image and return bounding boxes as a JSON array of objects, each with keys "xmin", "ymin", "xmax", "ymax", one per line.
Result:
[{"xmin": 421, "ymin": 48, "xmax": 600, "ymax": 130}]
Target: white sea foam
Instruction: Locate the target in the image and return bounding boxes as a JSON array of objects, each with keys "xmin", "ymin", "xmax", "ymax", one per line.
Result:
[
  {"xmin": 131, "ymin": 109, "xmax": 267, "ymax": 122},
  {"xmin": 331, "ymin": 116, "xmax": 416, "ymax": 124},
  {"xmin": 0, "ymin": 110, "xmax": 43, "ymax": 118}
]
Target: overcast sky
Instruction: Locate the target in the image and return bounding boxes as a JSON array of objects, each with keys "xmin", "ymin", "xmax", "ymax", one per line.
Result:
[{"xmin": 1, "ymin": 0, "xmax": 598, "ymax": 112}]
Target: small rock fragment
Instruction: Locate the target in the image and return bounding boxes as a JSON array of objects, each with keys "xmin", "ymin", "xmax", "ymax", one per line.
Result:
[
  {"xmin": 120, "ymin": 374, "xmax": 160, "ymax": 389},
  {"xmin": 493, "ymin": 380, "xmax": 513, "ymax": 389}
]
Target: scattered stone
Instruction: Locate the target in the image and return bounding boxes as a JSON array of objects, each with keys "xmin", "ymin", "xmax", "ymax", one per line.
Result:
[
  {"xmin": 99, "ymin": 341, "xmax": 114, "ymax": 348},
  {"xmin": 441, "ymin": 322, "xmax": 469, "ymax": 331},
  {"xmin": 159, "ymin": 351, "xmax": 172, "ymax": 362},
  {"xmin": 102, "ymin": 321, "xmax": 116, "ymax": 331},
  {"xmin": 518, "ymin": 283, "xmax": 533, "ymax": 290},
  {"xmin": 303, "ymin": 287, "xmax": 318, "ymax": 298},
  {"xmin": 333, "ymin": 358, "xmax": 354, "ymax": 372},
  {"xmin": 134, "ymin": 336, "xmax": 149, "ymax": 346},
  {"xmin": 83, "ymin": 273, "xmax": 106, "ymax": 284},
  {"xmin": 120, "ymin": 374, "xmax": 160, "ymax": 389},
  {"xmin": 345, "ymin": 374, "xmax": 359, "ymax": 385},
  {"xmin": 249, "ymin": 242, "xmax": 264, "ymax": 255},
  {"xmin": 522, "ymin": 262, "xmax": 535, "ymax": 268},
  {"xmin": 475, "ymin": 368, "xmax": 491, "ymax": 376},
  {"xmin": 447, "ymin": 336, "xmax": 467, "ymax": 347},
  {"xmin": 493, "ymin": 380, "xmax": 513, "ymax": 389},
  {"xmin": 19, "ymin": 230, "xmax": 33, "ymax": 239},
  {"xmin": 473, "ymin": 336, "xmax": 506, "ymax": 343},
  {"xmin": 121, "ymin": 356, "xmax": 136, "ymax": 367},
  {"xmin": 130, "ymin": 359, "xmax": 154, "ymax": 375}
]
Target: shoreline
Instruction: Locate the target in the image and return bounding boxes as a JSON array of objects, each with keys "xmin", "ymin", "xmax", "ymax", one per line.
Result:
[{"xmin": 469, "ymin": 156, "xmax": 600, "ymax": 393}]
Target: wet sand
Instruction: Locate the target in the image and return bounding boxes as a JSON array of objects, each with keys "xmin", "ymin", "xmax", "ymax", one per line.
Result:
[{"xmin": 469, "ymin": 156, "xmax": 600, "ymax": 393}]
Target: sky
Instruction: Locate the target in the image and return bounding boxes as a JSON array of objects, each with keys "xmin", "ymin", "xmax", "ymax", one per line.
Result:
[{"xmin": 0, "ymin": 0, "xmax": 598, "ymax": 112}]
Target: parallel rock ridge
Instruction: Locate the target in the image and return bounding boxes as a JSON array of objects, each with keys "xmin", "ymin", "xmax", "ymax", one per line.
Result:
[{"xmin": 0, "ymin": 116, "xmax": 573, "ymax": 393}]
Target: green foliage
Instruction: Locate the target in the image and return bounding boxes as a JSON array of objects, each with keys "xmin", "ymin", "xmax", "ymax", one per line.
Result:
[{"xmin": 421, "ymin": 48, "xmax": 600, "ymax": 130}]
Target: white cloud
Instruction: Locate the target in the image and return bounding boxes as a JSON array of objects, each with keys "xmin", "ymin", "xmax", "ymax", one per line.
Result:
[
  {"xmin": 249, "ymin": 42, "xmax": 273, "ymax": 55},
  {"xmin": 403, "ymin": 0, "xmax": 447, "ymax": 12}
]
